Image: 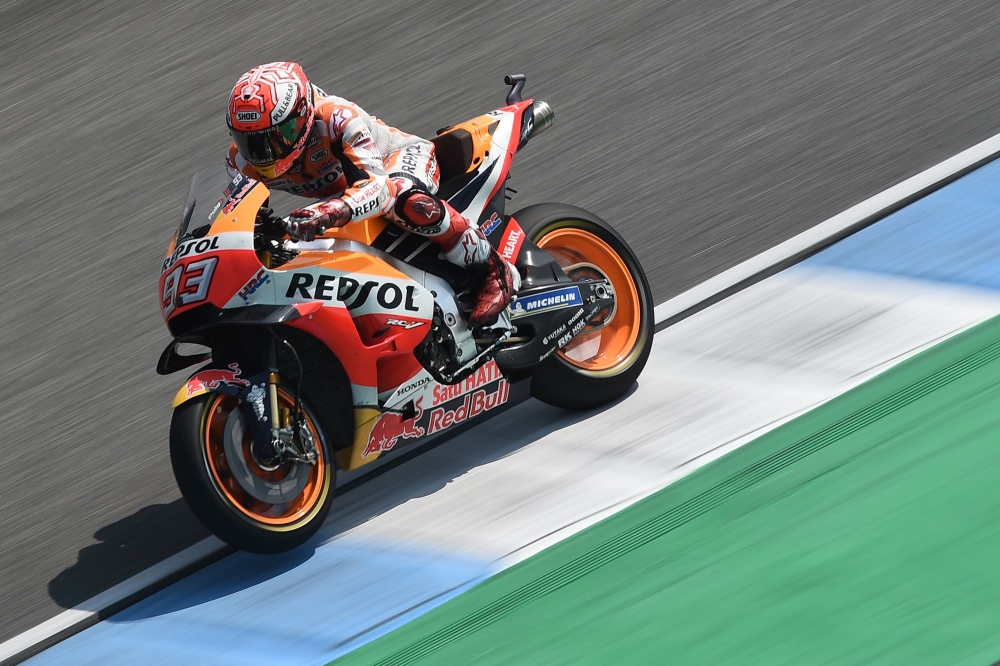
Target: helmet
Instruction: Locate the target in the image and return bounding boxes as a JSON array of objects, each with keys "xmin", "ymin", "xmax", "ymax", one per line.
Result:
[{"xmin": 227, "ymin": 62, "xmax": 315, "ymax": 178}]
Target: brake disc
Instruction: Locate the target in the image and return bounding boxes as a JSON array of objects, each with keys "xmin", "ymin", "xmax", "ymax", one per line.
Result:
[{"xmin": 221, "ymin": 409, "xmax": 311, "ymax": 504}]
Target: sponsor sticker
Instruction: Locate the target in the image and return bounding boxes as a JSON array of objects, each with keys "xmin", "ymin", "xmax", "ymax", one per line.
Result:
[
  {"xmin": 431, "ymin": 360, "xmax": 504, "ymax": 406},
  {"xmin": 235, "ymin": 110, "xmax": 260, "ymax": 123},
  {"xmin": 386, "ymin": 318, "xmax": 425, "ymax": 329},
  {"xmin": 542, "ymin": 322, "xmax": 568, "ymax": 345},
  {"xmin": 362, "ymin": 361, "xmax": 511, "ymax": 458},
  {"xmin": 350, "ymin": 130, "xmax": 377, "ymax": 152},
  {"xmin": 284, "ymin": 273, "xmax": 422, "ymax": 313},
  {"xmin": 427, "ymin": 380, "xmax": 509, "ymax": 435},
  {"xmin": 221, "ymin": 180, "xmax": 255, "ymax": 215},
  {"xmin": 246, "ymin": 383, "xmax": 267, "ymax": 421},
  {"xmin": 238, "ymin": 267, "xmax": 269, "ymax": 302},
  {"xmin": 399, "ymin": 143, "xmax": 422, "ymax": 176},
  {"xmin": 284, "ymin": 164, "xmax": 345, "ymax": 194},
  {"xmin": 271, "ymin": 84, "xmax": 295, "ymax": 123},
  {"xmin": 481, "ymin": 212, "xmax": 502, "ymax": 236},
  {"xmin": 309, "ymin": 149, "xmax": 329, "ymax": 163},
  {"xmin": 161, "ymin": 235, "xmax": 221, "ymax": 273},
  {"xmin": 499, "ymin": 220, "xmax": 525, "ymax": 262},
  {"xmin": 519, "ymin": 113, "xmax": 534, "ymax": 144},
  {"xmin": 352, "ymin": 196, "xmax": 382, "ymax": 218},
  {"xmin": 510, "ymin": 286, "xmax": 583, "ymax": 319},
  {"xmin": 363, "ymin": 399, "xmax": 426, "ymax": 458},
  {"xmin": 185, "ymin": 363, "xmax": 250, "ymax": 396}
]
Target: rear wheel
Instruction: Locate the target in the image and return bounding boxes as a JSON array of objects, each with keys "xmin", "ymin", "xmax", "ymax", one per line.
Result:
[
  {"xmin": 170, "ymin": 389, "xmax": 334, "ymax": 553},
  {"xmin": 513, "ymin": 204, "xmax": 654, "ymax": 410}
]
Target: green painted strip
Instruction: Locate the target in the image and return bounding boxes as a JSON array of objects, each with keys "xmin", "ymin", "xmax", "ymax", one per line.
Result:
[{"xmin": 335, "ymin": 315, "xmax": 1000, "ymax": 666}]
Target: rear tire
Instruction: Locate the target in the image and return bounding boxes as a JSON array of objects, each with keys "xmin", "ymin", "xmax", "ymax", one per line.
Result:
[
  {"xmin": 170, "ymin": 391, "xmax": 335, "ymax": 553},
  {"xmin": 512, "ymin": 203, "xmax": 654, "ymax": 410}
]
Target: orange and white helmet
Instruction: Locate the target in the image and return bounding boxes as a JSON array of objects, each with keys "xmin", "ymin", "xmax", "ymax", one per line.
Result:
[{"xmin": 227, "ymin": 62, "xmax": 315, "ymax": 178}]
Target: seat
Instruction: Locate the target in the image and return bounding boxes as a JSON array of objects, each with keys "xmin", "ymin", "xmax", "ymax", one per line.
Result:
[{"xmin": 430, "ymin": 129, "xmax": 475, "ymax": 182}]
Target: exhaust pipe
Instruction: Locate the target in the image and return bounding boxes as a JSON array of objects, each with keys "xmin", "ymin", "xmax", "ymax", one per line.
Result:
[{"xmin": 531, "ymin": 100, "xmax": 555, "ymax": 137}]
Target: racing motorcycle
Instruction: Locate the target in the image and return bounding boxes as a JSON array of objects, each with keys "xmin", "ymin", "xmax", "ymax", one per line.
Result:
[{"xmin": 157, "ymin": 75, "xmax": 654, "ymax": 553}]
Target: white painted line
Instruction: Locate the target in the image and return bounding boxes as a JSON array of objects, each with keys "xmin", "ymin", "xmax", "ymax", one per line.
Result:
[
  {"xmin": 0, "ymin": 537, "xmax": 226, "ymax": 664},
  {"xmin": 6, "ymin": 131, "xmax": 1000, "ymax": 665},
  {"xmin": 654, "ymin": 132, "xmax": 1000, "ymax": 324}
]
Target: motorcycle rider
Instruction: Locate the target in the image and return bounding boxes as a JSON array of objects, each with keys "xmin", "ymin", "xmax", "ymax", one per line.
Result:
[{"xmin": 225, "ymin": 61, "xmax": 518, "ymax": 325}]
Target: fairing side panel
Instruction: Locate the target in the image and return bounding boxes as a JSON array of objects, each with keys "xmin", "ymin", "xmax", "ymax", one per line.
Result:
[{"xmin": 166, "ymin": 98, "xmax": 536, "ymax": 471}]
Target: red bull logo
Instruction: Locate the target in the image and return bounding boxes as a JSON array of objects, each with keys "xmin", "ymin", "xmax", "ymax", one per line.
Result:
[
  {"xmin": 363, "ymin": 399, "xmax": 426, "ymax": 458},
  {"xmin": 185, "ymin": 363, "xmax": 251, "ymax": 397}
]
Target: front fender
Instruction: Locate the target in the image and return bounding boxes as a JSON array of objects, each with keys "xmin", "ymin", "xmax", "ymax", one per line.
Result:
[{"xmin": 171, "ymin": 361, "xmax": 258, "ymax": 408}]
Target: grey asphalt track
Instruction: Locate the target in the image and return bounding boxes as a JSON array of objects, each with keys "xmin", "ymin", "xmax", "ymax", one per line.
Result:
[{"xmin": 2, "ymin": 0, "xmax": 1000, "ymax": 646}]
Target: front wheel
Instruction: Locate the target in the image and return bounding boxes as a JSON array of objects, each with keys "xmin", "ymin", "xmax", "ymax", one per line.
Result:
[
  {"xmin": 170, "ymin": 389, "xmax": 335, "ymax": 553},
  {"xmin": 513, "ymin": 203, "xmax": 655, "ymax": 410}
]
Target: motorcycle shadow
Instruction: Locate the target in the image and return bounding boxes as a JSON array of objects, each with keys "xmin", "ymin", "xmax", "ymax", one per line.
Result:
[
  {"xmin": 47, "ymin": 499, "xmax": 209, "ymax": 612},
  {"xmin": 316, "ymin": 382, "xmax": 639, "ymax": 543},
  {"xmin": 49, "ymin": 384, "xmax": 635, "ymax": 621}
]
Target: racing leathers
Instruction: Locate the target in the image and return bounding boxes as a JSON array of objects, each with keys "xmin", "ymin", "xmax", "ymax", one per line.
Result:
[{"xmin": 225, "ymin": 86, "xmax": 518, "ymax": 324}]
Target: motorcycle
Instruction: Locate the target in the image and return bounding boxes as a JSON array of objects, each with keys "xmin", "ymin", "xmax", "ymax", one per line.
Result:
[{"xmin": 157, "ymin": 75, "xmax": 654, "ymax": 553}]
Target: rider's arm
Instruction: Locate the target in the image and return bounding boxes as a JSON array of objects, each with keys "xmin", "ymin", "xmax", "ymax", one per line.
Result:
[
  {"xmin": 225, "ymin": 144, "xmax": 254, "ymax": 179},
  {"xmin": 337, "ymin": 118, "xmax": 394, "ymax": 222}
]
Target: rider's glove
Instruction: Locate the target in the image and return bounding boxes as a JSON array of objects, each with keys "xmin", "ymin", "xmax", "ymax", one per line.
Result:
[{"xmin": 284, "ymin": 199, "xmax": 352, "ymax": 241}]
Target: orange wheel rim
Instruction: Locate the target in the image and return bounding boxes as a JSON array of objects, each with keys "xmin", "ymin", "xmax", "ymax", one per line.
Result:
[
  {"xmin": 202, "ymin": 391, "xmax": 329, "ymax": 529},
  {"xmin": 536, "ymin": 226, "xmax": 642, "ymax": 375}
]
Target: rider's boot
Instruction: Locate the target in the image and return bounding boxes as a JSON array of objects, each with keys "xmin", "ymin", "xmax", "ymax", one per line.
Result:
[
  {"xmin": 454, "ymin": 240, "xmax": 519, "ymax": 326},
  {"xmin": 393, "ymin": 185, "xmax": 520, "ymax": 325}
]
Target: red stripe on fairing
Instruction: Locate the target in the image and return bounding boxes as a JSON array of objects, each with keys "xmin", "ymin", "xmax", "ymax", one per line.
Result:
[
  {"xmin": 499, "ymin": 218, "xmax": 526, "ymax": 262},
  {"xmin": 484, "ymin": 100, "xmax": 535, "ymax": 207}
]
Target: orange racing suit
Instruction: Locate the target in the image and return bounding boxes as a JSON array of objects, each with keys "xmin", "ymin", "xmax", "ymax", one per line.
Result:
[{"xmin": 225, "ymin": 86, "xmax": 482, "ymax": 263}]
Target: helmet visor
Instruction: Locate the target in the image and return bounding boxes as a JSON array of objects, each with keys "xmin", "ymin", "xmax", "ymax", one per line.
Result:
[{"xmin": 230, "ymin": 103, "xmax": 308, "ymax": 165}]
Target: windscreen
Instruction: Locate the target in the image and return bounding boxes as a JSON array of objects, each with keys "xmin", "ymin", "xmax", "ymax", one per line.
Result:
[{"xmin": 176, "ymin": 167, "xmax": 257, "ymax": 240}]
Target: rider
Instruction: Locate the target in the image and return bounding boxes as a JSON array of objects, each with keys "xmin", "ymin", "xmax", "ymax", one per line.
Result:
[{"xmin": 224, "ymin": 61, "xmax": 518, "ymax": 325}]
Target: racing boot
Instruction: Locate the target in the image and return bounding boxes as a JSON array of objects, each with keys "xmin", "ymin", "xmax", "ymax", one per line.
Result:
[
  {"xmin": 466, "ymin": 245, "xmax": 520, "ymax": 326},
  {"xmin": 392, "ymin": 185, "xmax": 520, "ymax": 325}
]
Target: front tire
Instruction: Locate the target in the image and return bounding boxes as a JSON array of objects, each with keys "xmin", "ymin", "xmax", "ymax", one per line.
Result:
[
  {"xmin": 512, "ymin": 204, "xmax": 655, "ymax": 410},
  {"xmin": 170, "ymin": 390, "xmax": 335, "ymax": 553}
]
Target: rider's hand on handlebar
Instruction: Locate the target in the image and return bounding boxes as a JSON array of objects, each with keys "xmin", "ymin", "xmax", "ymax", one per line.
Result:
[{"xmin": 284, "ymin": 199, "xmax": 352, "ymax": 241}]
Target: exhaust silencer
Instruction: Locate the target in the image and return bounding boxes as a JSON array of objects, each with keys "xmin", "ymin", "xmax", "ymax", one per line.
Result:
[{"xmin": 531, "ymin": 100, "xmax": 555, "ymax": 137}]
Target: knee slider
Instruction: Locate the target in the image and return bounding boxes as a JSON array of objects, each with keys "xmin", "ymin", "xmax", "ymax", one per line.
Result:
[{"xmin": 394, "ymin": 188, "xmax": 445, "ymax": 232}]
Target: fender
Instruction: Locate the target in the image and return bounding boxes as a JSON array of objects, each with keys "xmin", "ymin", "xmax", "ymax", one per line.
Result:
[{"xmin": 171, "ymin": 361, "xmax": 256, "ymax": 408}]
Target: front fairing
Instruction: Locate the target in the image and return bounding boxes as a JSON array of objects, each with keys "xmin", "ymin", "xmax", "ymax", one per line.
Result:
[{"xmin": 159, "ymin": 168, "xmax": 266, "ymax": 328}]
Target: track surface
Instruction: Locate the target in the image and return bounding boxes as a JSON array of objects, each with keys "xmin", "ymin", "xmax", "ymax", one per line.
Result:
[{"xmin": 2, "ymin": 0, "xmax": 1000, "ymax": 644}]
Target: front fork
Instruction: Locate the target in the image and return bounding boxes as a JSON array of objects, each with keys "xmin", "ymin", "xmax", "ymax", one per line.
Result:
[{"xmin": 244, "ymin": 331, "xmax": 317, "ymax": 469}]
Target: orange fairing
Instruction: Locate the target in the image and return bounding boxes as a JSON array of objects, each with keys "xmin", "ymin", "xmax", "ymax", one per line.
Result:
[
  {"xmin": 318, "ymin": 216, "xmax": 388, "ymax": 244},
  {"xmin": 159, "ymin": 180, "xmax": 268, "ymax": 323},
  {"xmin": 435, "ymin": 113, "xmax": 501, "ymax": 174},
  {"xmin": 281, "ymin": 251, "xmax": 432, "ymax": 381},
  {"xmin": 208, "ymin": 182, "xmax": 269, "ymax": 235}
]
